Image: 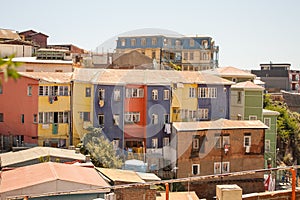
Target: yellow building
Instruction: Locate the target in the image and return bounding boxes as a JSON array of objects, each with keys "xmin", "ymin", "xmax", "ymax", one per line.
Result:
[{"xmin": 26, "ymin": 72, "xmax": 73, "ymax": 147}]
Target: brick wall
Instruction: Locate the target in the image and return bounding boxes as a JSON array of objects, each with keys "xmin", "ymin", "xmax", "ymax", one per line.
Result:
[{"xmin": 113, "ymin": 181, "xmax": 156, "ymax": 200}]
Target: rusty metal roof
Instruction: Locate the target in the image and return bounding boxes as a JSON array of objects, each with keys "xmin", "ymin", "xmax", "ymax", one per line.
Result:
[
  {"xmin": 0, "ymin": 29, "xmax": 20, "ymax": 40},
  {"xmin": 19, "ymin": 72, "xmax": 72, "ymax": 83},
  {"xmin": 96, "ymin": 167, "xmax": 145, "ymax": 183},
  {"xmin": 173, "ymin": 118, "xmax": 268, "ymax": 132},
  {"xmin": 231, "ymin": 81, "xmax": 264, "ymax": 90},
  {"xmin": 0, "ymin": 147, "xmax": 85, "ymax": 167},
  {"xmin": 0, "ymin": 162, "xmax": 110, "ymax": 196},
  {"xmin": 212, "ymin": 66, "xmax": 256, "ymax": 78}
]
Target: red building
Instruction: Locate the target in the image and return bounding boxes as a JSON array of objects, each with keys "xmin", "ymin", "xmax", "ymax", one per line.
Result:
[
  {"xmin": 19, "ymin": 30, "xmax": 48, "ymax": 48},
  {"xmin": 0, "ymin": 73, "xmax": 39, "ymax": 150}
]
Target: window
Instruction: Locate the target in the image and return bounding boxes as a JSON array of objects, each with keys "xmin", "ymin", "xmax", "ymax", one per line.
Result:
[
  {"xmin": 193, "ymin": 137, "xmax": 200, "ymax": 150},
  {"xmin": 33, "ymin": 114, "xmax": 37, "ymax": 123},
  {"xmin": 98, "ymin": 114, "xmax": 104, "ymax": 126},
  {"xmin": 124, "ymin": 112, "xmax": 140, "ymax": 123},
  {"xmin": 152, "ymin": 114, "xmax": 158, "ymax": 124},
  {"xmin": 0, "ymin": 113, "xmax": 3, "ymax": 122},
  {"xmin": 114, "ymin": 89, "xmax": 121, "ymax": 101},
  {"xmin": 0, "ymin": 85, "xmax": 2, "ymax": 94},
  {"xmin": 192, "ymin": 164, "xmax": 200, "ymax": 175},
  {"xmin": 98, "ymin": 89, "xmax": 105, "ymax": 100},
  {"xmin": 249, "ymin": 115, "xmax": 257, "ymax": 120},
  {"xmin": 141, "ymin": 38, "xmax": 146, "ymax": 46},
  {"xmin": 215, "ymin": 135, "xmax": 230, "ymax": 148},
  {"xmin": 163, "ymin": 137, "xmax": 169, "ymax": 146},
  {"xmin": 164, "ymin": 114, "xmax": 169, "ymax": 123},
  {"xmin": 189, "ymin": 88, "xmax": 196, "ymax": 98},
  {"xmin": 131, "ymin": 39, "xmax": 136, "ymax": 46},
  {"xmin": 126, "ymin": 88, "xmax": 144, "ymax": 98},
  {"xmin": 152, "ymin": 89, "xmax": 158, "ymax": 100},
  {"xmin": 59, "ymin": 86, "xmax": 69, "ymax": 96},
  {"xmin": 152, "ymin": 138, "xmax": 158, "ymax": 148},
  {"xmin": 80, "ymin": 112, "xmax": 90, "ymax": 121},
  {"xmin": 237, "ymin": 91, "xmax": 242, "ymax": 104},
  {"xmin": 183, "ymin": 52, "xmax": 188, "ymax": 60},
  {"xmin": 163, "ymin": 90, "xmax": 170, "ymax": 100},
  {"xmin": 121, "ymin": 39, "xmax": 126, "ymax": 46},
  {"xmin": 198, "ymin": 88, "xmax": 217, "ymax": 98},
  {"xmin": 244, "ymin": 135, "xmax": 251, "ymax": 147},
  {"xmin": 197, "ymin": 108, "xmax": 209, "ymax": 120},
  {"xmin": 21, "ymin": 114, "xmax": 24, "ymax": 124},
  {"xmin": 152, "ymin": 38, "xmax": 157, "ymax": 46},
  {"xmin": 214, "ymin": 162, "xmax": 230, "ymax": 174},
  {"xmin": 265, "ymin": 139, "xmax": 270, "ymax": 152},
  {"xmin": 175, "ymin": 39, "xmax": 181, "ymax": 47},
  {"xmin": 27, "ymin": 85, "xmax": 32, "ymax": 96},
  {"xmin": 55, "ymin": 70, "xmax": 63, "ymax": 72},
  {"xmin": 264, "ymin": 118, "xmax": 271, "ymax": 128},
  {"xmin": 112, "ymin": 139, "xmax": 120, "ymax": 150},
  {"xmin": 189, "ymin": 52, "xmax": 194, "ymax": 60},
  {"xmin": 113, "ymin": 114, "xmax": 120, "ymax": 126},
  {"xmin": 152, "ymin": 50, "xmax": 156, "ymax": 59},
  {"xmin": 86, "ymin": 87, "xmax": 91, "ymax": 97},
  {"xmin": 190, "ymin": 39, "xmax": 195, "ymax": 47}
]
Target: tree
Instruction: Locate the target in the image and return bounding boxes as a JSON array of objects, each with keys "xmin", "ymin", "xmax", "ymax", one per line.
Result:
[
  {"xmin": 79, "ymin": 127, "xmax": 123, "ymax": 168},
  {"xmin": 0, "ymin": 55, "xmax": 21, "ymax": 84}
]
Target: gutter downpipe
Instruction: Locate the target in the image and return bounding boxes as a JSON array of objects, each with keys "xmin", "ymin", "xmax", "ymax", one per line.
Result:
[{"xmin": 290, "ymin": 167, "xmax": 296, "ymax": 200}]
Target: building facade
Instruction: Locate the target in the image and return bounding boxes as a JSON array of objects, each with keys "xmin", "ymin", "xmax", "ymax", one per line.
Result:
[{"xmin": 115, "ymin": 34, "xmax": 219, "ymax": 71}]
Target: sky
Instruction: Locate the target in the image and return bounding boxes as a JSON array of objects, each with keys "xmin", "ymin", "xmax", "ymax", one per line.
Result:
[{"xmin": 2, "ymin": 0, "xmax": 300, "ymax": 70}]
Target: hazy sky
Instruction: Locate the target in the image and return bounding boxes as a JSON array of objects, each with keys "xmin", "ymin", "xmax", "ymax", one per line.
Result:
[{"xmin": 2, "ymin": 0, "xmax": 299, "ymax": 70}]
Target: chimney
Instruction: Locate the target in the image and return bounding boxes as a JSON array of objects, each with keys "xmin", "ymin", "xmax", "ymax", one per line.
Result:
[{"xmin": 85, "ymin": 154, "xmax": 91, "ymax": 163}]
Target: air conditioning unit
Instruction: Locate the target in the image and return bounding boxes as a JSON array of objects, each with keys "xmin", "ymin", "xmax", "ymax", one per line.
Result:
[{"xmin": 245, "ymin": 146, "xmax": 250, "ymax": 153}]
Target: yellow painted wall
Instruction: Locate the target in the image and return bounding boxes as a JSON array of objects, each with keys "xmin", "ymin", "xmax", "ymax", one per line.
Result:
[
  {"xmin": 38, "ymin": 83, "xmax": 71, "ymax": 147},
  {"xmin": 171, "ymin": 83, "xmax": 198, "ymax": 122},
  {"xmin": 72, "ymin": 82, "xmax": 94, "ymax": 145}
]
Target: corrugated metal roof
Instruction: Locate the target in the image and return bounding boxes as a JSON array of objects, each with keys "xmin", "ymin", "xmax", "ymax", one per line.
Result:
[
  {"xmin": 0, "ymin": 29, "xmax": 20, "ymax": 40},
  {"xmin": 173, "ymin": 118, "xmax": 268, "ymax": 132},
  {"xmin": 0, "ymin": 162, "xmax": 110, "ymax": 194},
  {"xmin": 231, "ymin": 81, "xmax": 265, "ymax": 90},
  {"xmin": 213, "ymin": 66, "xmax": 256, "ymax": 78},
  {"xmin": 96, "ymin": 167, "xmax": 145, "ymax": 183},
  {"xmin": 156, "ymin": 191, "xmax": 199, "ymax": 200},
  {"xmin": 263, "ymin": 109, "xmax": 280, "ymax": 116},
  {"xmin": 136, "ymin": 172, "xmax": 161, "ymax": 181},
  {"xmin": 73, "ymin": 68, "xmax": 234, "ymax": 85},
  {"xmin": 0, "ymin": 147, "xmax": 85, "ymax": 167},
  {"xmin": 19, "ymin": 72, "xmax": 72, "ymax": 83}
]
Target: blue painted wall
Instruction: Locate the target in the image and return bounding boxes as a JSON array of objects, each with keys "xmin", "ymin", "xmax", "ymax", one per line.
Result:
[
  {"xmin": 197, "ymin": 84, "xmax": 231, "ymax": 120},
  {"xmin": 94, "ymin": 84, "xmax": 124, "ymax": 148},
  {"xmin": 146, "ymin": 85, "xmax": 171, "ymax": 148}
]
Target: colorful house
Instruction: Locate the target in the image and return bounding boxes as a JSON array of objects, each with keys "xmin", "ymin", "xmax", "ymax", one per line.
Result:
[
  {"xmin": 0, "ymin": 72, "xmax": 72, "ymax": 150},
  {"xmin": 172, "ymin": 119, "xmax": 268, "ymax": 198},
  {"xmin": 230, "ymin": 81, "xmax": 264, "ymax": 121},
  {"xmin": 262, "ymin": 109, "xmax": 279, "ymax": 168}
]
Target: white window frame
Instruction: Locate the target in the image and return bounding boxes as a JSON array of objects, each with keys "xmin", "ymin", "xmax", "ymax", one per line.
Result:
[
  {"xmin": 163, "ymin": 137, "xmax": 169, "ymax": 146},
  {"xmin": 265, "ymin": 139, "xmax": 270, "ymax": 152},
  {"xmin": 152, "ymin": 114, "xmax": 158, "ymax": 124},
  {"xmin": 114, "ymin": 89, "xmax": 121, "ymax": 101},
  {"xmin": 126, "ymin": 88, "xmax": 144, "ymax": 98},
  {"xmin": 189, "ymin": 88, "xmax": 196, "ymax": 98},
  {"xmin": 112, "ymin": 139, "xmax": 120, "ymax": 150},
  {"xmin": 98, "ymin": 114, "xmax": 104, "ymax": 126},
  {"xmin": 124, "ymin": 112, "xmax": 140, "ymax": 123},
  {"xmin": 249, "ymin": 115, "xmax": 257, "ymax": 120},
  {"xmin": 192, "ymin": 164, "xmax": 200, "ymax": 175},
  {"xmin": 197, "ymin": 108, "xmax": 208, "ymax": 120},
  {"xmin": 264, "ymin": 118, "xmax": 271, "ymax": 129},
  {"xmin": 80, "ymin": 112, "xmax": 90, "ymax": 122},
  {"xmin": 163, "ymin": 90, "xmax": 170, "ymax": 100},
  {"xmin": 152, "ymin": 89, "xmax": 158, "ymax": 100},
  {"xmin": 152, "ymin": 138, "xmax": 158, "ymax": 148},
  {"xmin": 214, "ymin": 162, "xmax": 221, "ymax": 174},
  {"xmin": 98, "ymin": 88, "xmax": 105, "ymax": 100},
  {"xmin": 198, "ymin": 88, "xmax": 217, "ymax": 98},
  {"xmin": 27, "ymin": 85, "xmax": 32, "ymax": 96},
  {"xmin": 244, "ymin": 135, "xmax": 251, "ymax": 147},
  {"xmin": 214, "ymin": 162, "xmax": 230, "ymax": 174},
  {"xmin": 121, "ymin": 39, "xmax": 126, "ymax": 46},
  {"xmin": 113, "ymin": 114, "xmax": 120, "ymax": 126},
  {"xmin": 85, "ymin": 87, "xmax": 91, "ymax": 97},
  {"xmin": 237, "ymin": 91, "xmax": 242, "ymax": 104},
  {"xmin": 164, "ymin": 114, "xmax": 170, "ymax": 124}
]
